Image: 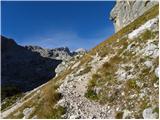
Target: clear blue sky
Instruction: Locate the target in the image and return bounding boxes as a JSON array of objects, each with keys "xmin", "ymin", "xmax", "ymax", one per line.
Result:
[{"xmin": 1, "ymin": 1, "xmax": 115, "ymax": 51}]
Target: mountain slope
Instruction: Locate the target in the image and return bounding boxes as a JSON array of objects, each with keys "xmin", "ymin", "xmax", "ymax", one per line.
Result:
[
  {"xmin": 1, "ymin": 36, "xmax": 62, "ymax": 99},
  {"xmin": 1, "ymin": 4, "xmax": 159, "ymax": 119}
]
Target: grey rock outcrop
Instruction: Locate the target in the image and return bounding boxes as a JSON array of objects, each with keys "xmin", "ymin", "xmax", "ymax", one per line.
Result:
[
  {"xmin": 142, "ymin": 107, "xmax": 158, "ymax": 119},
  {"xmin": 110, "ymin": 0, "xmax": 158, "ymax": 32},
  {"xmin": 25, "ymin": 45, "xmax": 73, "ymax": 61},
  {"xmin": 55, "ymin": 50, "xmax": 86, "ymax": 75}
]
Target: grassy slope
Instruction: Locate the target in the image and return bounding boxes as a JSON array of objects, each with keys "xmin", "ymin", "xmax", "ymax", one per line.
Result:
[
  {"xmin": 3, "ymin": 4, "xmax": 159, "ymax": 119},
  {"xmin": 85, "ymin": 5, "xmax": 159, "ymax": 118}
]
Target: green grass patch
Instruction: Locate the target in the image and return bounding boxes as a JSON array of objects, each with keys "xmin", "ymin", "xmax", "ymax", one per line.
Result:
[
  {"xmin": 153, "ymin": 107, "xmax": 159, "ymax": 114},
  {"xmin": 1, "ymin": 93, "xmax": 24, "ymax": 111},
  {"xmin": 46, "ymin": 106, "xmax": 66, "ymax": 119},
  {"xmin": 125, "ymin": 80, "xmax": 140, "ymax": 91},
  {"xmin": 85, "ymin": 89, "xmax": 98, "ymax": 100}
]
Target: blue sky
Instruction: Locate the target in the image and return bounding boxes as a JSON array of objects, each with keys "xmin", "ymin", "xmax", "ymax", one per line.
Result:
[{"xmin": 1, "ymin": 1, "xmax": 115, "ymax": 51}]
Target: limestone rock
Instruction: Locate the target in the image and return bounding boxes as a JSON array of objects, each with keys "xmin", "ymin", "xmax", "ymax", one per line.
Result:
[
  {"xmin": 110, "ymin": 0, "xmax": 158, "ymax": 32},
  {"xmin": 23, "ymin": 107, "xmax": 33, "ymax": 119},
  {"xmin": 144, "ymin": 61, "xmax": 153, "ymax": 68},
  {"xmin": 142, "ymin": 107, "xmax": 158, "ymax": 119},
  {"xmin": 155, "ymin": 67, "xmax": 159, "ymax": 78}
]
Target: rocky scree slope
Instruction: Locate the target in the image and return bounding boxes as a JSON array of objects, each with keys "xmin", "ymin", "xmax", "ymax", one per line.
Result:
[
  {"xmin": 1, "ymin": 4, "xmax": 159, "ymax": 119},
  {"xmin": 110, "ymin": 0, "xmax": 158, "ymax": 32}
]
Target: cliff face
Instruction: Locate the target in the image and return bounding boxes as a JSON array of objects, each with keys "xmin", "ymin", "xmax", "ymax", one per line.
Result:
[{"xmin": 110, "ymin": 0, "xmax": 158, "ymax": 32}]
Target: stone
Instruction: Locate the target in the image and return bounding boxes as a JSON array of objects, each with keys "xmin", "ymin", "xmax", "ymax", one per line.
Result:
[
  {"xmin": 123, "ymin": 109, "xmax": 131, "ymax": 119},
  {"xmin": 31, "ymin": 115, "xmax": 37, "ymax": 119},
  {"xmin": 142, "ymin": 107, "xmax": 158, "ymax": 119},
  {"xmin": 110, "ymin": 0, "xmax": 158, "ymax": 32},
  {"xmin": 93, "ymin": 87, "xmax": 101, "ymax": 94},
  {"xmin": 144, "ymin": 61, "xmax": 153, "ymax": 68},
  {"xmin": 154, "ymin": 67, "xmax": 159, "ymax": 78},
  {"xmin": 128, "ymin": 17, "xmax": 158, "ymax": 39},
  {"xmin": 69, "ymin": 115, "xmax": 80, "ymax": 119},
  {"xmin": 140, "ymin": 43, "xmax": 158, "ymax": 58},
  {"xmin": 23, "ymin": 107, "xmax": 33, "ymax": 119}
]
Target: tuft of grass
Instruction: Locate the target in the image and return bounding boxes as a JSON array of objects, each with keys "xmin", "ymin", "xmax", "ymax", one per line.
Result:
[
  {"xmin": 153, "ymin": 107, "xmax": 159, "ymax": 114},
  {"xmin": 46, "ymin": 106, "xmax": 66, "ymax": 119},
  {"xmin": 125, "ymin": 80, "xmax": 139, "ymax": 91},
  {"xmin": 77, "ymin": 66, "xmax": 92, "ymax": 76},
  {"xmin": 102, "ymin": 62, "xmax": 111, "ymax": 69},
  {"xmin": 85, "ymin": 89, "xmax": 98, "ymax": 100},
  {"xmin": 139, "ymin": 98, "xmax": 150, "ymax": 111},
  {"xmin": 1, "ymin": 93, "xmax": 23, "ymax": 111},
  {"xmin": 140, "ymin": 30, "xmax": 152, "ymax": 40}
]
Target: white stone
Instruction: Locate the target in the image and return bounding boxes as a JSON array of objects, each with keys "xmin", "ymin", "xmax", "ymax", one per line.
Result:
[
  {"xmin": 31, "ymin": 115, "xmax": 37, "ymax": 119},
  {"xmin": 127, "ymin": 44, "xmax": 133, "ymax": 50},
  {"xmin": 23, "ymin": 107, "xmax": 33, "ymax": 119},
  {"xmin": 139, "ymin": 93, "xmax": 145, "ymax": 98},
  {"xmin": 123, "ymin": 109, "xmax": 131, "ymax": 119},
  {"xmin": 155, "ymin": 67, "xmax": 159, "ymax": 78},
  {"xmin": 140, "ymin": 43, "xmax": 158, "ymax": 58},
  {"xmin": 143, "ymin": 107, "xmax": 158, "ymax": 119},
  {"xmin": 121, "ymin": 92, "xmax": 125, "ymax": 96},
  {"xmin": 57, "ymin": 99, "xmax": 66, "ymax": 106},
  {"xmin": 128, "ymin": 17, "xmax": 158, "ymax": 39},
  {"xmin": 69, "ymin": 115, "xmax": 80, "ymax": 119},
  {"xmin": 154, "ymin": 83, "xmax": 158, "ymax": 88},
  {"xmin": 136, "ymin": 81, "xmax": 144, "ymax": 88},
  {"xmin": 144, "ymin": 61, "xmax": 153, "ymax": 68},
  {"xmin": 71, "ymin": 61, "xmax": 80, "ymax": 69},
  {"xmin": 93, "ymin": 87, "xmax": 101, "ymax": 94}
]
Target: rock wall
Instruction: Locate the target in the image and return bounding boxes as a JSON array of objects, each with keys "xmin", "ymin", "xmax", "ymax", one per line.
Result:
[{"xmin": 110, "ymin": 0, "xmax": 158, "ymax": 32}]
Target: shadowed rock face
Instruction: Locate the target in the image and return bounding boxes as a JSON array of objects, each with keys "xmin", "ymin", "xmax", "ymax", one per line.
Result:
[{"xmin": 1, "ymin": 36, "xmax": 62, "ymax": 99}]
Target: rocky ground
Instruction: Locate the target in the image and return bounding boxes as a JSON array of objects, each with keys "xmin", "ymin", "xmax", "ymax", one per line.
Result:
[{"xmin": 55, "ymin": 16, "xmax": 159, "ymax": 119}]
